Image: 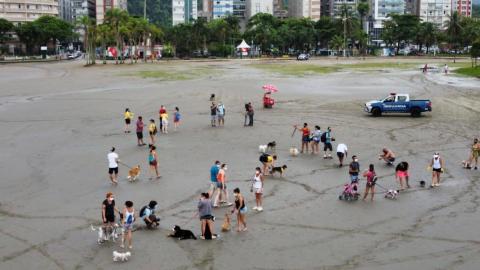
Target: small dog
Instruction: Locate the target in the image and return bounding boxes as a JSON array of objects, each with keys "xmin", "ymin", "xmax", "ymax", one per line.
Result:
[
  {"xmin": 419, "ymin": 180, "xmax": 426, "ymax": 188},
  {"xmin": 267, "ymin": 141, "xmax": 276, "ymax": 152},
  {"xmin": 270, "ymin": 165, "xmax": 287, "ymax": 177},
  {"xmin": 258, "ymin": 145, "xmax": 267, "ymax": 154},
  {"xmin": 384, "ymin": 190, "xmax": 399, "ymax": 199},
  {"xmin": 290, "ymin": 147, "xmax": 299, "ymax": 157},
  {"xmin": 168, "ymin": 225, "xmax": 197, "ymax": 240},
  {"xmin": 127, "ymin": 165, "xmax": 141, "ymax": 182},
  {"xmin": 91, "ymin": 224, "xmax": 122, "ymax": 244},
  {"xmin": 113, "ymin": 251, "xmax": 131, "ymax": 262},
  {"xmin": 221, "ymin": 213, "xmax": 231, "ymax": 232}
]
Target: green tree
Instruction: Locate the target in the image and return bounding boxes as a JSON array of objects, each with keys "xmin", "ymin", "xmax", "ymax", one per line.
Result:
[
  {"xmin": 471, "ymin": 39, "xmax": 480, "ymax": 67},
  {"xmin": 78, "ymin": 16, "xmax": 97, "ymax": 65},
  {"xmin": 382, "ymin": 14, "xmax": 420, "ymax": 54},
  {"xmin": 105, "ymin": 8, "xmax": 129, "ymax": 64},
  {"xmin": 96, "ymin": 24, "xmax": 113, "ymax": 64},
  {"xmin": 244, "ymin": 13, "xmax": 280, "ymax": 54},
  {"xmin": 15, "ymin": 22, "xmax": 41, "ymax": 55},
  {"xmin": 315, "ymin": 17, "xmax": 337, "ymax": 49},
  {"xmin": 329, "ymin": 35, "xmax": 344, "ymax": 59},
  {"xmin": 417, "ymin": 22, "xmax": 437, "ymax": 54},
  {"xmin": 35, "ymin": 16, "xmax": 74, "ymax": 45},
  {"xmin": 445, "ymin": 11, "xmax": 463, "ymax": 62},
  {"xmin": 357, "ymin": 0, "xmax": 369, "ymax": 33},
  {"xmin": 0, "ymin": 18, "xmax": 14, "ymax": 43}
]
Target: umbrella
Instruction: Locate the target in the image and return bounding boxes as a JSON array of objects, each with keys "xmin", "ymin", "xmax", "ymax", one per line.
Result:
[{"xmin": 262, "ymin": 84, "xmax": 278, "ymax": 93}]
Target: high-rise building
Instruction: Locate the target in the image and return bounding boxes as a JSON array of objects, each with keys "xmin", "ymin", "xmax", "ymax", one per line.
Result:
[
  {"xmin": 417, "ymin": 0, "xmax": 451, "ymax": 29},
  {"xmin": 453, "ymin": 0, "xmax": 472, "ymax": 17},
  {"xmin": 59, "ymin": 0, "xmax": 73, "ymax": 22},
  {"xmin": 288, "ymin": 0, "xmax": 320, "ymax": 20},
  {"xmin": 198, "ymin": 0, "xmax": 213, "ymax": 20},
  {"xmin": 233, "ymin": 0, "xmax": 246, "ymax": 19},
  {"xmin": 0, "ymin": 0, "xmax": 59, "ymax": 24},
  {"xmin": 405, "ymin": 0, "xmax": 418, "ymax": 15},
  {"xmin": 96, "ymin": 0, "xmax": 128, "ymax": 24},
  {"xmin": 369, "ymin": 0, "xmax": 405, "ymax": 44},
  {"xmin": 330, "ymin": 0, "xmax": 357, "ymax": 18},
  {"xmin": 246, "ymin": 0, "xmax": 273, "ymax": 19},
  {"xmin": 273, "ymin": 0, "xmax": 288, "ymax": 18},
  {"xmin": 213, "ymin": 0, "xmax": 233, "ymax": 19},
  {"xmin": 72, "ymin": 0, "xmax": 96, "ymax": 21},
  {"xmin": 172, "ymin": 0, "xmax": 198, "ymax": 25}
]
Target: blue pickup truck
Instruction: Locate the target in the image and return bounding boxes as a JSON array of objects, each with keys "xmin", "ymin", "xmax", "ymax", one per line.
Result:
[{"xmin": 364, "ymin": 93, "xmax": 432, "ymax": 117}]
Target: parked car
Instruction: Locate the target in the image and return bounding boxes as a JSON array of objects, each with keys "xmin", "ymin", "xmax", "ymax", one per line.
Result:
[
  {"xmin": 297, "ymin": 53, "xmax": 310, "ymax": 61},
  {"xmin": 364, "ymin": 93, "xmax": 432, "ymax": 117}
]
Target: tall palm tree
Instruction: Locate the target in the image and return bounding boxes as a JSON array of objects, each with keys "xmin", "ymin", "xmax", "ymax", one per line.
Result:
[
  {"xmin": 96, "ymin": 24, "xmax": 111, "ymax": 64},
  {"xmin": 330, "ymin": 35, "xmax": 344, "ymax": 59},
  {"xmin": 77, "ymin": 16, "xmax": 96, "ymax": 65},
  {"xmin": 104, "ymin": 8, "xmax": 129, "ymax": 64},
  {"xmin": 445, "ymin": 11, "xmax": 463, "ymax": 63}
]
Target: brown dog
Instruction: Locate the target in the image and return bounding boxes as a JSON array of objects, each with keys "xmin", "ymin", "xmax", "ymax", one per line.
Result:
[
  {"xmin": 221, "ymin": 213, "xmax": 231, "ymax": 232},
  {"xmin": 127, "ymin": 165, "xmax": 140, "ymax": 182}
]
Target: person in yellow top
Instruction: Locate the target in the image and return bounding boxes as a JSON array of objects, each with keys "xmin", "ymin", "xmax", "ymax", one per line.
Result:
[
  {"xmin": 160, "ymin": 112, "xmax": 169, "ymax": 134},
  {"xmin": 464, "ymin": 138, "xmax": 480, "ymax": 170},
  {"xmin": 148, "ymin": 119, "xmax": 157, "ymax": 145},
  {"xmin": 124, "ymin": 108, "xmax": 134, "ymax": 133}
]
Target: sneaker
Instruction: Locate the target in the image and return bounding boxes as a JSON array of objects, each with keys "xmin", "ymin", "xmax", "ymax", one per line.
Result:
[
  {"xmin": 257, "ymin": 207, "xmax": 263, "ymax": 212},
  {"xmin": 252, "ymin": 206, "xmax": 258, "ymax": 210},
  {"xmin": 226, "ymin": 202, "xmax": 233, "ymax": 206},
  {"xmin": 323, "ymin": 154, "xmax": 327, "ymax": 159},
  {"xmin": 200, "ymin": 236, "xmax": 205, "ymax": 240},
  {"xmin": 212, "ymin": 235, "xmax": 217, "ymax": 239},
  {"xmin": 128, "ymin": 245, "xmax": 133, "ymax": 249}
]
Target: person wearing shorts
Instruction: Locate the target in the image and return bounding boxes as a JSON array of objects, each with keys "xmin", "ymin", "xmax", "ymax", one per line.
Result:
[
  {"xmin": 209, "ymin": 161, "xmax": 220, "ymax": 197},
  {"xmin": 252, "ymin": 167, "xmax": 264, "ymax": 212},
  {"xmin": 173, "ymin": 107, "xmax": 181, "ymax": 131},
  {"xmin": 300, "ymin": 123, "xmax": 310, "ymax": 154},
  {"xmin": 136, "ymin": 116, "xmax": 145, "ymax": 146},
  {"xmin": 231, "ymin": 188, "xmax": 247, "ymax": 232},
  {"xmin": 430, "ymin": 153, "xmax": 445, "ymax": 187},
  {"xmin": 210, "ymin": 102, "xmax": 217, "ymax": 127},
  {"xmin": 148, "ymin": 145, "xmax": 160, "ymax": 179},
  {"xmin": 102, "ymin": 192, "xmax": 120, "ymax": 235},
  {"xmin": 124, "ymin": 108, "xmax": 133, "ymax": 133},
  {"xmin": 198, "ymin": 192, "xmax": 216, "ymax": 239},
  {"xmin": 362, "ymin": 164, "xmax": 376, "ymax": 201},
  {"xmin": 349, "ymin": 155, "xmax": 360, "ymax": 183},
  {"xmin": 148, "ymin": 119, "xmax": 157, "ymax": 145},
  {"xmin": 379, "ymin": 148, "xmax": 396, "ymax": 165},
  {"xmin": 336, "ymin": 143, "xmax": 348, "ymax": 167},
  {"xmin": 214, "ymin": 164, "xmax": 232, "ymax": 207},
  {"xmin": 217, "ymin": 102, "xmax": 225, "ymax": 127},
  {"xmin": 323, "ymin": 127, "xmax": 333, "ymax": 159},
  {"xmin": 107, "ymin": 147, "xmax": 119, "ymax": 184},
  {"xmin": 121, "ymin": 200, "xmax": 135, "ymax": 249},
  {"xmin": 311, "ymin": 126, "xmax": 321, "ymax": 154}
]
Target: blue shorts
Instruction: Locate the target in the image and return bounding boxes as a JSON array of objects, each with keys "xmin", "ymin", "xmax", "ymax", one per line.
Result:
[
  {"xmin": 350, "ymin": 175, "xmax": 359, "ymax": 183},
  {"xmin": 239, "ymin": 206, "xmax": 247, "ymax": 214}
]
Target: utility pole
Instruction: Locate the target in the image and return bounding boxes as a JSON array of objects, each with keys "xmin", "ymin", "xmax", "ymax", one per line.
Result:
[{"xmin": 143, "ymin": 0, "xmax": 147, "ymax": 62}]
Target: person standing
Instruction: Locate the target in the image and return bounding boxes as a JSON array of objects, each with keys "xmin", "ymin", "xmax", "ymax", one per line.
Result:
[
  {"xmin": 121, "ymin": 200, "xmax": 135, "ymax": 249},
  {"xmin": 160, "ymin": 111, "xmax": 168, "ymax": 134},
  {"xmin": 396, "ymin": 161, "xmax": 409, "ymax": 190},
  {"xmin": 124, "ymin": 108, "xmax": 133, "ymax": 133},
  {"xmin": 173, "ymin": 107, "xmax": 181, "ymax": 131},
  {"xmin": 210, "ymin": 102, "xmax": 217, "ymax": 127},
  {"xmin": 247, "ymin": 102, "xmax": 254, "ymax": 126},
  {"xmin": 244, "ymin": 103, "xmax": 249, "ymax": 126},
  {"xmin": 217, "ymin": 102, "xmax": 225, "ymax": 127},
  {"xmin": 231, "ymin": 188, "xmax": 247, "ymax": 232},
  {"xmin": 102, "ymin": 192, "xmax": 120, "ymax": 235},
  {"xmin": 209, "ymin": 161, "xmax": 220, "ymax": 197},
  {"xmin": 252, "ymin": 167, "xmax": 264, "ymax": 212},
  {"xmin": 444, "ymin": 64, "xmax": 449, "ymax": 74},
  {"xmin": 158, "ymin": 105, "xmax": 166, "ymax": 131},
  {"xmin": 136, "ymin": 116, "xmax": 146, "ymax": 146},
  {"xmin": 148, "ymin": 119, "xmax": 157, "ymax": 145},
  {"xmin": 349, "ymin": 155, "xmax": 360, "ymax": 183},
  {"xmin": 362, "ymin": 164, "xmax": 376, "ymax": 201},
  {"xmin": 148, "ymin": 145, "xmax": 160, "ymax": 179},
  {"xmin": 311, "ymin": 125, "xmax": 321, "ymax": 154},
  {"xmin": 322, "ymin": 127, "xmax": 333, "ymax": 159},
  {"xmin": 215, "ymin": 164, "xmax": 232, "ymax": 207},
  {"xmin": 429, "ymin": 152, "xmax": 445, "ymax": 187},
  {"xmin": 465, "ymin": 138, "xmax": 479, "ymax": 170},
  {"xmin": 198, "ymin": 193, "xmax": 216, "ymax": 239},
  {"xmin": 336, "ymin": 143, "xmax": 348, "ymax": 167},
  {"xmin": 107, "ymin": 147, "xmax": 119, "ymax": 185},
  {"xmin": 299, "ymin": 123, "xmax": 310, "ymax": 154}
]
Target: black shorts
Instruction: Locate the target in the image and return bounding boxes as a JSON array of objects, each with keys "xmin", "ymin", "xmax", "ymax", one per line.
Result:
[
  {"xmin": 136, "ymin": 132, "xmax": 143, "ymax": 139},
  {"xmin": 433, "ymin": 168, "xmax": 442, "ymax": 173},
  {"xmin": 324, "ymin": 143, "xmax": 332, "ymax": 151},
  {"xmin": 388, "ymin": 157, "xmax": 395, "ymax": 162},
  {"xmin": 108, "ymin": 167, "xmax": 118, "ymax": 174},
  {"xmin": 125, "ymin": 119, "xmax": 131, "ymax": 125},
  {"xmin": 104, "ymin": 215, "xmax": 115, "ymax": 223},
  {"xmin": 200, "ymin": 215, "xmax": 214, "ymax": 220},
  {"xmin": 337, "ymin": 152, "xmax": 345, "ymax": 159}
]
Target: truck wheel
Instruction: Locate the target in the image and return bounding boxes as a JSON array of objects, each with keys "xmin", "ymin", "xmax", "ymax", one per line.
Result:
[
  {"xmin": 411, "ymin": 107, "xmax": 421, "ymax": 117},
  {"xmin": 371, "ymin": 108, "xmax": 381, "ymax": 117}
]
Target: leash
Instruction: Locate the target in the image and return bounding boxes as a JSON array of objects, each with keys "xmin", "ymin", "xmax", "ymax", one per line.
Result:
[
  {"xmin": 118, "ymin": 161, "xmax": 133, "ymax": 170},
  {"xmin": 180, "ymin": 212, "xmax": 199, "ymax": 227}
]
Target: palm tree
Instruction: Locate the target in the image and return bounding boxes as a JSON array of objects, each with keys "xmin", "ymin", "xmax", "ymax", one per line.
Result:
[
  {"xmin": 445, "ymin": 11, "xmax": 463, "ymax": 63},
  {"xmin": 357, "ymin": 0, "xmax": 369, "ymax": 33},
  {"xmin": 77, "ymin": 16, "xmax": 96, "ymax": 65},
  {"xmin": 104, "ymin": 8, "xmax": 129, "ymax": 64},
  {"xmin": 330, "ymin": 35, "xmax": 344, "ymax": 59},
  {"xmin": 96, "ymin": 24, "xmax": 111, "ymax": 64}
]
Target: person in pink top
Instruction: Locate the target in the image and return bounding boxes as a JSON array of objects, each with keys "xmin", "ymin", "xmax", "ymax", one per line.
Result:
[
  {"xmin": 136, "ymin": 116, "xmax": 146, "ymax": 146},
  {"xmin": 362, "ymin": 164, "xmax": 376, "ymax": 201}
]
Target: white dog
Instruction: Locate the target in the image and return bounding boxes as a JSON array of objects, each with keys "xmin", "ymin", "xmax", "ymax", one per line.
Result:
[
  {"xmin": 113, "ymin": 251, "xmax": 131, "ymax": 262},
  {"xmin": 289, "ymin": 147, "xmax": 299, "ymax": 157},
  {"xmin": 258, "ymin": 145, "xmax": 267, "ymax": 153},
  {"xmin": 384, "ymin": 190, "xmax": 399, "ymax": 199},
  {"xmin": 91, "ymin": 224, "xmax": 122, "ymax": 244}
]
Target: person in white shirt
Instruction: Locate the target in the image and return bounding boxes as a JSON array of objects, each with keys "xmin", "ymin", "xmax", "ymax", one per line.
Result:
[
  {"xmin": 107, "ymin": 147, "xmax": 120, "ymax": 184},
  {"xmin": 336, "ymin": 143, "xmax": 348, "ymax": 167}
]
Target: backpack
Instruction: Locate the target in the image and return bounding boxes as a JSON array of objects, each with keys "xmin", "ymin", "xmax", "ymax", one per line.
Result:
[
  {"xmin": 139, "ymin": 206, "xmax": 148, "ymax": 218},
  {"xmin": 320, "ymin": 132, "xmax": 327, "ymax": 143}
]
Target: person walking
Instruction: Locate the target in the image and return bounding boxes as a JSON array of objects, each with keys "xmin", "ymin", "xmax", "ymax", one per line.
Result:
[
  {"xmin": 148, "ymin": 119, "xmax": 157, "ymax": 145},
  {"xmin": 464, "ymin": 138, "xmax": 479, "ymax": 170},
  {"xmin": 231, "ymin": 188, "xmax": 247, "ymax": 232},
  {"xmin": 244, "ymin": 103, "xmax": 249, "ymax": 126},
  {"xmin": 121, "ymin": 200, "xmax": 135, "ymax": 249},
  {"xmin": 299, "ymin": 123, "xmax": 310, "ymax": 154},
  {"xmin": 198, "ymin": 192, "xmax": 216, "ymax": 239},
  {"xmin": 217, "ymin": 102, "xmax": 225, "ymax": 127},
  {"xmin": 107, "ymin": 147, "xmax": 119, "ymax": 185},
  {"xmin": 311, "ymin": 125, "xmax": 321, "ymax": 154},
  {"xmin": 209, "ymin": 161, "xmax": 220, "ymax": 198},
  {"xmin": 210, "ymin": 102, "xmax": 217, "ymax": 127},
  {"xmin": 148, "ymin": 145, "xmax": 160, "ymax": 179},
  {"xmin": 102, "ymin": 192, "xmax": 121, "ymax": 236},
  {"xmin": 336, "ymin": 143, "xmax": 348, "ymax": 167},
  {"xmin": 252, "ymin": 167, "xmax": 264, "ymax": 212},
  {"xmin": 124, "ymin": 108, "xmax": 133, "ymax": 133},
  {"xmin": 158, "ymin": 105, "xmax": 166, "ymax": 131},
  {"xmin": 214, "ymin": 164, "xmax": 233, "ymax": 207},
  {"xmin": 160, "ymin": 111, "xmax": 168, "ymax": 134},
  {"xmin": 349, "ymin": 155, "xmax": 360, "ymax": 183},
  {"xmin": 322, "ymin": 127, "xmax": 333, "ymax": 159},
  {"xmin": 362, "ymin": 164, "xmax": 376, "ymax": 201},
  {"xmin": 429, "ymin": 152, "xmax": 445, "ymax": 187},
  {"xmin": 136, "ymin": 116, "xmax": 146, "ymax": 146},
  {"xmin": 247, "ymin": 102, "xmax": 254, "ymax": 126},
  {"xmin": 173, "ymin": 107, "xmax": 181, "ymax": 131}
]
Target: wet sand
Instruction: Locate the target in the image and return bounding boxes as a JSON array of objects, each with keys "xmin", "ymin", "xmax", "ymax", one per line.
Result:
[{"xmin": 0, "ymin": 58, "xmax": 479, "ymax": 270}]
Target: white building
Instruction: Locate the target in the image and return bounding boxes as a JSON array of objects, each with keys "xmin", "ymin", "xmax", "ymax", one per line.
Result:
[
  {"xmin": 72, "ymin": 0, "xmax": 95, "ymax": 22},
  {"xmin": 246, "ymin": 0, "xmax": 273, "ymax": 19},
  {"xmin": 288, "ymin": 0, "xmax": 321, "ymax": 20},
  {"xmin": 172, "ymin": 0, "xmax": 197, "ymax": 25},
  {"xmin": 369, "ymin": 0, "xmax": 405, "ymax": 43},
  {"xmin": 0, "ymin": 0, "xmax": 59, "ymax": 24},
  {"xmin": 96, "ymin": 0, "xmax": 127, "ymax": 24},
  {"xmin": 213, "ymin": 0, "xmax": 233, "ymax": 19},
  {"xmin": 59, "ymin": 0, "xmax": 73, "ymax": 22},
  {"xmin": 417, "ymin": 0, "xmax": 451, "ymax": 29}
]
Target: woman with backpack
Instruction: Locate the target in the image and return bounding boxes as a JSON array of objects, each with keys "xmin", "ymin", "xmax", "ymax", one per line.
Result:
[
  {"xmin": 140, "ymin": 200, "xmax": 160, "ymax": 229},
  {"xmin": 362, "ymin": 164, "xmax": 376, "ymax": 201}
]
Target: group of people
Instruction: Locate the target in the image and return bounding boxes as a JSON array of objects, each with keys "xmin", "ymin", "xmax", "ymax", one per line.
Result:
[
  {"xmin": 210, "ymin": 102, "xmax": 226, "ymax": 127},
  {"xmin": 297, "ymin": 123, "xmax": 334, "ymax": 157}
]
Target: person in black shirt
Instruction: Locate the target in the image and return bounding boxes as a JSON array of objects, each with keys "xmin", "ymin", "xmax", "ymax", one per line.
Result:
[
  {"xmin": 210, "ymin": 102, "xmax": 217, "ymax": 127},
  {"xmin": 349, "ymin": 155, "xmax": 360, "ymax": 183},
  {"xmin": 102, "ymin": 192, "xmax": 120, "ymax": 229}
]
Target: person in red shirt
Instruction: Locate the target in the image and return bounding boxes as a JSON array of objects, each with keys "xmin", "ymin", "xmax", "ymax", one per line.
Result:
[
  {"xmin": 158, "ymin": 105, "xmax": 166, "ymax": 131},
  {"xmin": 362, "ymin": 164, "xmax": 376, "ymax": 201},
  {"xmin": 300, "ymin": 123, "xmax": 310, "ymax": 154}
]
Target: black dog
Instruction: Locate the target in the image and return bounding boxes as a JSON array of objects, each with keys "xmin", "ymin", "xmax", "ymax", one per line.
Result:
[
  {"xmin": 270, "ymin": 165, "xmax": 287, "ymax": 177},
  {"xmin": 168, "ymin": 225, "xmax": 197, "ymax": 240},
  {"xmin": 267, "ymin": 141, "xmax": 276, "ymax": 152}
]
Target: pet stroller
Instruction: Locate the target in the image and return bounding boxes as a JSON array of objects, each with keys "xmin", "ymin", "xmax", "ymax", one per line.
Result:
[{"xmin": 338, "ymin": 182, "xmax": 360, "ymax": 201}]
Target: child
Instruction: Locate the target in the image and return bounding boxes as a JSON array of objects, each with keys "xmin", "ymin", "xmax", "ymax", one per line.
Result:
[
  {"xmin": 160, "ymin": 111, "xmax": 168, "ymax": 134},
  {"xmin": 173, "ymin": 107, "xmax": 181, "ymax": 131},
  {"xmin": 121, "ymin": 201, "xmax": 135, "ymax": 249},
  {"xmin": 148, "ymin": 119, "xmax": 157, "ymax": 145}
]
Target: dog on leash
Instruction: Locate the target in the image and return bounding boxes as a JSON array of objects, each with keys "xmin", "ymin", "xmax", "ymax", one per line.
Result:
[
  {"xmin": 290, "ymin": 147, "xmax": 299, "ymax": 157},
  {"xmin": 168, "ymin": 225, "xmax": 197, "ymax": 240},
  {"xmin": 270, "ymin": 165, "xmax": 287, "ymax": 177},
  {"xmin": 221, "ymin": 213, "xmax": 231, "ymax": 232},
  {"xmin": 113, "ymin": 251, "xmax": 131, "ymax": 262},
  {"xmin": 384, "ymin": 190, "xmax": 399, "ymax": 199},
  {"xmin": 258, "ymin": 145, "xmax": 267, "ymax": 154},
  {"xmin": 127, "ymin": 165, "xmax": 141, "ymax": 182},
  {"xmin": 91, "ymin": 224, "xmax": 122, "ymax": 244}
]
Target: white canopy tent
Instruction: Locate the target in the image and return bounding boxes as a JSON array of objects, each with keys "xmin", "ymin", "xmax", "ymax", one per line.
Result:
[{"xmin": 236, "ymin": 40, "xmax": 251, "ymax": 50}]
